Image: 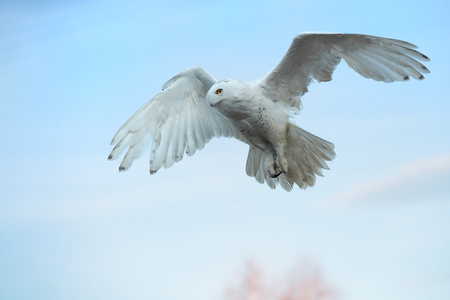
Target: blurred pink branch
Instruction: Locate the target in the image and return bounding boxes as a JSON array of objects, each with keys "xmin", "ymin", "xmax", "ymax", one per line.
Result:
[{"xmin": 224, "ymin": 260, "xmax": 339, "ymax": 300}]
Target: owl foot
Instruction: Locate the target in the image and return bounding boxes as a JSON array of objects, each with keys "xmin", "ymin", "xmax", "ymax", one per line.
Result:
[{"xmin": 268, "ymin": 165, "xmax": 283, "ymax": 178}]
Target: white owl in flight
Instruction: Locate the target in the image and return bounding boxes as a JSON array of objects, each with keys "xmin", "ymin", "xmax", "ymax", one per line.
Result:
[{"xmin": 108, "ymin": 32, "xmax": 429, "ymax": 191}]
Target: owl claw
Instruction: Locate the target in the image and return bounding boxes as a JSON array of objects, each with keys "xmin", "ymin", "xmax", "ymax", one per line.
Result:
[
  {"xmin": 269, "ymin": 170, "xmax": 282, "ymax": 178},
  {"xmin": 268, "ymin": 165, "xmax": 283, "ymax": 178}
]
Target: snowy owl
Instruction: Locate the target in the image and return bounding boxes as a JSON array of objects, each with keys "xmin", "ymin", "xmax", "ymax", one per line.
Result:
[{"xmin": 108, "ymin": 32, "xmax": 429, "ymax": 191}]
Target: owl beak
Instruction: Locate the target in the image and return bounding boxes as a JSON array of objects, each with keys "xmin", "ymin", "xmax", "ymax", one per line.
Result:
[{"xmin": 207, "ymin": 97, "xmax": 220, "ymax": 107}]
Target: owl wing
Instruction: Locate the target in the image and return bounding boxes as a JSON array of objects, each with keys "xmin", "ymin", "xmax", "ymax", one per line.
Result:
[
  {"xmin": 261, "ymin": 32, "xmax": 430, "ymax": 110},
  {"xmin": 108, "ymin": 67, "xmax": 244, "ymax": 174}
]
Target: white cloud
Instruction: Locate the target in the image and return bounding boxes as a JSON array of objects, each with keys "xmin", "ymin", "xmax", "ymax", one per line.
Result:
[{"xmin": 321, "ymin": 153, "xmax": 450, "ymax": 207}]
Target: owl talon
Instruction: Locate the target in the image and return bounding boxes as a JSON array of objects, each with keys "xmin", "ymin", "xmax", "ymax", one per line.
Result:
[
  {"xmin": 269, "ymin": 170, "xmax": 282, "ymax": 178},
  {"xmin": 268, "ymin": 165, "xmax": 283, "ymax": 178}
]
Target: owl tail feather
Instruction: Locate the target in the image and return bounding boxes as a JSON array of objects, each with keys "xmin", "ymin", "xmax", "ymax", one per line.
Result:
[{"xmin": 245, "ymin": 123, "xmax": 336, "ymax": 191}]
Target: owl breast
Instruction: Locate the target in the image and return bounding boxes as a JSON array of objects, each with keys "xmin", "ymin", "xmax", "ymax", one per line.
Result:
[{"xmin": 216, "ymin": 94, "xmax": 290, "ymax": 152}]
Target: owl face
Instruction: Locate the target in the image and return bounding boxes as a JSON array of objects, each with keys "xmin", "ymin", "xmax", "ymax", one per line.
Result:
[{"xmin": 206, "ymin": 79, "xmax": 249, "ymax": 107}]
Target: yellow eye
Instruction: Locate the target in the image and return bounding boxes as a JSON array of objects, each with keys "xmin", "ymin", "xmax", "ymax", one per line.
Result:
[{"xmin": 215, "ymin": 89, "xmax": 223, "ymax": 95}]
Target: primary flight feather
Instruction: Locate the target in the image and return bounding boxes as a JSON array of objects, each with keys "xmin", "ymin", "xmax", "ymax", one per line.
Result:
[{"xmin": 108, "ymin": 32, "xmax": 430, "ymax": 191}]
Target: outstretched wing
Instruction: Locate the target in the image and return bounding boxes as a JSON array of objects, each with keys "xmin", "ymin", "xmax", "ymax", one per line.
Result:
[
  {"xmin": 261, "ymin": 32, "xmax": 430, "ymax": 109},
  {"xmin": 108, "ymin": 67, "xmax": 243, "ymax": 174}
]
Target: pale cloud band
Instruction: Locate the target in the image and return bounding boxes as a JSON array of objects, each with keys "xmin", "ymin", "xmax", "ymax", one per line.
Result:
[{"xmin": 322, "ymin": 153, "xmax": 450, "ymax": 207}]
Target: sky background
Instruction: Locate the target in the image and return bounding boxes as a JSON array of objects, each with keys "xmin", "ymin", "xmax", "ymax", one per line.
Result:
[{"xmin": 1, "ymin": 0, "xmax": 449, "ymax": 299}]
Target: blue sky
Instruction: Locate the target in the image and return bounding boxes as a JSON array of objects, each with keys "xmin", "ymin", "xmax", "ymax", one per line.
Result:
[{"xmin": 1, "ymin": 0, "xmax": 449, "ymax": 299}]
